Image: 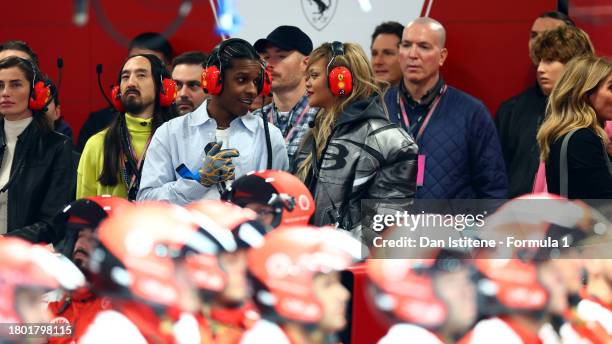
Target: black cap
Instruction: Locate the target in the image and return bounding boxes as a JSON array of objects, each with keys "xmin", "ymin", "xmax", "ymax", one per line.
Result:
[{"xmin": 254, "ymin": 26, "xmax": 313, "ymax": 56}]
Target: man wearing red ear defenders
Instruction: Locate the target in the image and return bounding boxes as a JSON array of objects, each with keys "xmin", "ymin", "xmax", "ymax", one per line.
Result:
[
  {"xmin": 137, "ymin": 38, "xmax": 288, "ymax": 205},
  {"xmin": 77, "ymin": 54, "xmax": 176, "ymax": 200},
  {"xmin": 77, "ymin": 32, "xmax": 174, "ymax": 153}
]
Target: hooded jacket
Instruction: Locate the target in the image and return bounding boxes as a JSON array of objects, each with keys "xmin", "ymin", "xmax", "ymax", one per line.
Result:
[{"xmin": 293, "ymin": 95, "xmax": 418, "ymax": 235}]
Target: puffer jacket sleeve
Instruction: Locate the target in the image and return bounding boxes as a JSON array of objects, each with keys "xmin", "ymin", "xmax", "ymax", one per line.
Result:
[
  {"xmin": 469, "ymin": 102, "xmax": 508, "ymax": 198},
  {"xmin": 366, "ymin": 122, "xmax": 418, "ymax": 200}
]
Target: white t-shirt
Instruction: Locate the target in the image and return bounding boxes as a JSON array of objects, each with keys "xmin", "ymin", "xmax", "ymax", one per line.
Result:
[
  {"xmin": 215, "ymin": 128, "xmax": 230, "ymax": 148},
  {"xmin": 277, "ymin": 111, "xmax": 290, "ymax": 125},
  {"xmin": 0, "ymin": 117, "xmax": 33, "ymax": 234}
]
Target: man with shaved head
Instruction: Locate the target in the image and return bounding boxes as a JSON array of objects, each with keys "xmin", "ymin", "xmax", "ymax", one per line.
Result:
[{"xmin": 384, "ymin": 17, "xmax": 507, "ymax": 199}]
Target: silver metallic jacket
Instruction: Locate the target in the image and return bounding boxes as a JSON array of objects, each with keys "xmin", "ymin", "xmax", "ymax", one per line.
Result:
[{"xmin": 293, "ymin": 96, "xmax": 418, "ymax": 235}]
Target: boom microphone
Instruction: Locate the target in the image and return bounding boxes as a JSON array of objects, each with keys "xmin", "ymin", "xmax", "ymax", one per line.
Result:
[
  {"xmin": 96, "ymin": 64, "xmax": 114, "ymax": 109},
  {"xmin": 56, "ymin": 57, "xmax": 64, "ymax": 92}
]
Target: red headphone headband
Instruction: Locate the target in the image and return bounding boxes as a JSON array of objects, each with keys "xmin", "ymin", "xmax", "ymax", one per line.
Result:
[{"xmin": 201, "ymin": 38, "xmax": 271, "ymax": 97}]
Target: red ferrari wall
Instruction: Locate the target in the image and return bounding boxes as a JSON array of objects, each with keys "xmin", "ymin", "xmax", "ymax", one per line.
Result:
[
  {"xmin": 570, "ymin": 0, "xmax": 612, "ymax": 57},
  {"xmin": 0, "ymin": 0, "xmax": 608, "ymax": 142},
  {"xmin": 430, "ymin": 0, "xmax": 611, "ymax": 117},
  {"xmin": 431, "ymin": 0, "xmax": 556, "ymax": 116}
]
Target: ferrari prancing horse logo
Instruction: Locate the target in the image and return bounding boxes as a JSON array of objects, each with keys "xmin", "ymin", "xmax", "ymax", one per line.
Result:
[{"xmin": 301, "ymin": 0, "xmax": 338, "ymax": 31}]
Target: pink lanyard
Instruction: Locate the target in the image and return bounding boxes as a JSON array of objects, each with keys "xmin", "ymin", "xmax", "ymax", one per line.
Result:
[
  {"xmin": 269, "ymin": 105, "xmax": 310, "ymax": 144},
  {"xmin": 398, "ymin": 85, "xmax": 447, "ymax": 141}
]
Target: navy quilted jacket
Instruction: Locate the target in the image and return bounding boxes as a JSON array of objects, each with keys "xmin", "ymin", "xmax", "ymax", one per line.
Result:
[{"xmin": 384, "ymin": 85, "xmax": 507, "ymax": 199}]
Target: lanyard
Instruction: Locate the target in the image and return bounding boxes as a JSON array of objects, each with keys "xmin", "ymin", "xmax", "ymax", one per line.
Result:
[
  {"xmin": 269, "ymin": 105, "xmax": 310, "ymax": 144},
  {"xmin": 397, "ymin": 85, "xmax": 447, "ymax": 141},
  {"xmin": 127, "ymin": 138, "xmax": 151, "ymax": 188},
  {"xmin": 120, "ymin": 126, "xmax": 152, "ymax": 200}
]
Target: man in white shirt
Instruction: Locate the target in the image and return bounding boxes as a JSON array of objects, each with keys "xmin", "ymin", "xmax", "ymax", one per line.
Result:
[{"xmin": 137, "ymin": 38, "xmax": 288, "ymax": 205}]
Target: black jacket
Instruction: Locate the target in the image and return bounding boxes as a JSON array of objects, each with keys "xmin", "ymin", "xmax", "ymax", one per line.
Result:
[
  {"xmin": 293, "ymin": 95, "xmax": 418, "ymax": 236},
  {"xmin": 54, "ymin": 117, "xmax": 74, "ymax": 141},
  {"xmin": 495, "ymin": 84, "xmax": 547, "ymax": 197},
  {"xmin": 1, "ymin": 119, "xmax": 76, "ymax": 243},
  {"xmin": 76, "ymin": 107, "xmax": 116, "ymax": 152},
  {"xmin": 546, "ymin": 128, "xmax": 612, "ymax": 199}
]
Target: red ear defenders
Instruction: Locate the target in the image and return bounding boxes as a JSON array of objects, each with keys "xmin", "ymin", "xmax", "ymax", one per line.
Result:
[
  {"xmin": 110, "ymin": 77, "xmax": 176, "ymax": 112},
  {"xmin": 201, "ymin": 65, "xmax": 221, "ymax": 96},
  {"xmin": 29, "ymin": 80, "xmax": 52, "ymax": 111},
  {"xmin": 26, "ymin": 61, "xmax": 52, "ymax": 111},
  {"xmin": 260, "ymin": 66, "xmax": 272, "ymax": 97},
  {"xmin": 201, "ymin": 38, "xmax": 271, "ymax": 97},
  {"xmin": 160, "ymin": 77, "xmax": 177, "ymax": 106},
  {"xmin": 327, "ymin": 41, "xmax": 353, "ymax": 97},
  {"xmin": 110, "ymin": 85, "xmax": 124, "ymax": 113},
  {"xmin": 110, "ymin": 57, "xmax": 177, "ymax": 112}
]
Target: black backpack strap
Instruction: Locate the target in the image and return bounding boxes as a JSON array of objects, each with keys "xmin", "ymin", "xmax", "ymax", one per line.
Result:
[
  {"xmin": 559, "ymin": 129, "xmax": 578, "ymax": 197},
  {"xmin": 602, "ymin": 139, "xmax": 612, "ymax": 176},
  {"xmin": 262, "ymin": 107, "xmax": 273, "ymax": 169}
]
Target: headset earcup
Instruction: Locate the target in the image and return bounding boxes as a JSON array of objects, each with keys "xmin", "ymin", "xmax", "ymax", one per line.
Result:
[
  {"xmin": 260, "ymin": 67, "xmax": 272, "ymax": 97},
  {"xmin": 328, "ymin": 67, "xmax": 353, "ymax": 97},
  {"xmin": 110, "ymin": 85, "xmax": 125, "ymax": 112},
  {"xmin": 202, "ymin": 66, "xmax": 222, "ymax": 95},
  {"xmin": 159, "ymin": 78, "xmax": 177, "ymax": 107},
  {"xmin": 29, "ymin": 81, "xmax": 51, "ymax": 111}
]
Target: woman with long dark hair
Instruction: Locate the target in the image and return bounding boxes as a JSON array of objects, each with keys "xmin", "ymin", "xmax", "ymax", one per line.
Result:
[
  {"xmin": 77, "ymin": 54, "xmax": 175, "ymax": 200},
  {"xmin": 294, "ymin": 42, "xmax": 418, "ymax": 235},
  {"xmin": 0, "ymin": 56, "xmax": 74, "ymax": 243}
]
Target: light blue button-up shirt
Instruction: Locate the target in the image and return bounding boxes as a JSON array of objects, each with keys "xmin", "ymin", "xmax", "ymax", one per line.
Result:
[{"xmin": 137, "ymin": 100, "xmax": 289, "ymax": 205}]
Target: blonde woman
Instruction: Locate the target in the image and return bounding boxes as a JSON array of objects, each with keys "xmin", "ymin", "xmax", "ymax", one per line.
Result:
[
  {"xmin": 293, "ymin": 41, "xmax": 418, "ymax": 233},
  {"xmin": 537, "ymin": 55, "xmax": 612, "ymax": 198}
]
